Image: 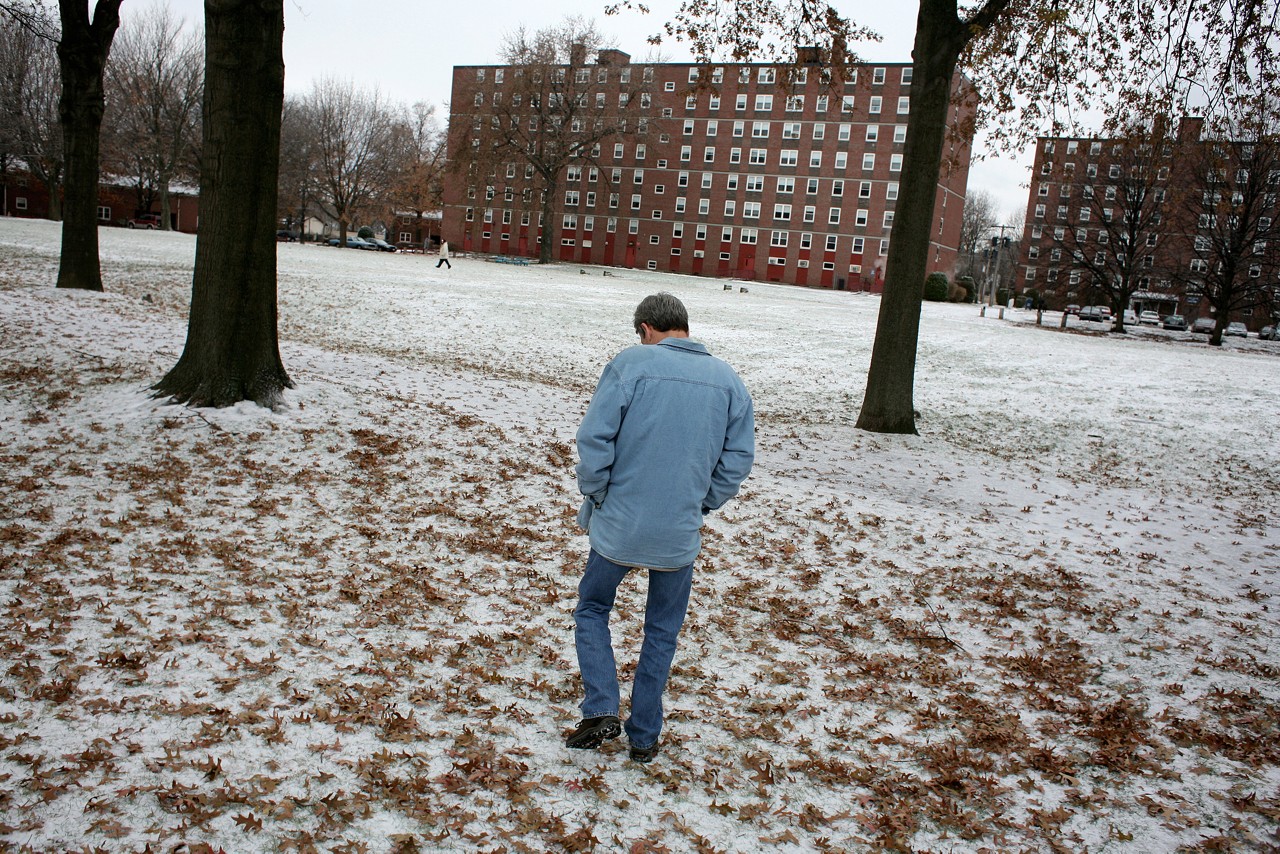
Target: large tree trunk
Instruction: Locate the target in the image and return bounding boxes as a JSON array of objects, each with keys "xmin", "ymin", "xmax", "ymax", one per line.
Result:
[
  {"xmin": 153, "ymin": 0, "xmax": 291, "ymax": 408},
  {"xmin": 538, "ymin": 177, "xmax": 557, "ymax": 264},
  {"xmin": 856, "ymin": 1, "xmax": 969, "ymax": 435},
  {"xmin": 55, "ymin": 0, "xmax": 122, "ymax": 292}
]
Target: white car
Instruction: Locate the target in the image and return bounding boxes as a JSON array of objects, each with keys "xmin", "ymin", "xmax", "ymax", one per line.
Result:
[
  {"xmin": 1139, "ymin": 311, "xmax": 1160, "ymax": 325},
  {"xmin": 1123, "ymin": 310, "xmax": 1138, "ymax": 325}
]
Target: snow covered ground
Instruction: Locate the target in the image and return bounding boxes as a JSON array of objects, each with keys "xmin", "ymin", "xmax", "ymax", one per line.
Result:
[{"xmin": 1, "ymin": 216, "xmax": 1278, "ymax": 852}]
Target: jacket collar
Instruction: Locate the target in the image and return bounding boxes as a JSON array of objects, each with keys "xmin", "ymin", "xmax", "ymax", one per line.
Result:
[{"xmin": 657, "ymin": 338, "xmax": 709, "ymax": 355}]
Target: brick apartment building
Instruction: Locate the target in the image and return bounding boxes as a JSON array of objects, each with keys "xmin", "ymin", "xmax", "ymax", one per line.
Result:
[
  {"xmin": 1016, "ymin": 116, "xmax": 1280, "ymax": 328},
  {"xmin": 442, "ymin": 49, "xmax": 974, "ymax": 290}
]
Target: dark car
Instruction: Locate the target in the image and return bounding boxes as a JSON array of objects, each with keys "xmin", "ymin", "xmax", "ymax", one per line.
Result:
[
  {"xmin": 1064, "ymin": 304, "xmax": 1081, "ymax": 316},
  {"xmin": 1078, "ymin": 306, "xmax": 1106, "ymax": 322},
  {"xmin": 127, "ymin": 213, "xmax": 162, "ymax": 229},
  {"xmin": 1260, "ymin": 325, "xmax": 1278, "ymax": 340},
  {"xmin": 326, "ymin": 236, "xmax": 374, "ymax": 250},
  {"xmin": 1162, "ymin": 314, "xmax": 1188, "ymax": 330},
  {"xmin": 276, "ymin": 229, "xmax": 299, "ymax": 242},
  {"xmin": 1191, "ymin": 317, "xmax": 1216, "ymax": 334},
  {"xmin": 366, "ymin": 238, "xmax": 397, "ymax": 252}
]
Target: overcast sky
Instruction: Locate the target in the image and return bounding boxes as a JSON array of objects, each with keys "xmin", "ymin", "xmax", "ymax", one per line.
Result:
[{"xmin": 132, "ymin": 0, "xmax": 1033, "ymax": 223}]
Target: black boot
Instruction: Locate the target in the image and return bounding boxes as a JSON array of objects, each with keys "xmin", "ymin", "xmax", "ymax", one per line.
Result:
[{"xmin": 565, "ymin": 715, "xmax": 621, "ymax": 749}]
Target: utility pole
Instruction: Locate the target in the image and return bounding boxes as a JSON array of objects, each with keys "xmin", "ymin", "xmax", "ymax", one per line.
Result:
[{"xmin": 984, "ymin": 222, "xmax": 1016, "ymax": 306}]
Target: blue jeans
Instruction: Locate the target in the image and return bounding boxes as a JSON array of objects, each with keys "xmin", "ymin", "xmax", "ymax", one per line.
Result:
[{"xmin": 574, "ymin": 549, "xmax": 693, "ymax": 749}]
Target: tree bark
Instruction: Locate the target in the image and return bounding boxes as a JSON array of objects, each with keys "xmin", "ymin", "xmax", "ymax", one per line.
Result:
[
  {"xmin": 55, "ymin": 0, "xmax": 122, "ymax": 292},
  {"xmin": 153, "ymin": 0, "xmax": 292, "ymax": 409},
  {"xmin": 856, "ymin": 0, "xmax": 967, "ymax": 434}
]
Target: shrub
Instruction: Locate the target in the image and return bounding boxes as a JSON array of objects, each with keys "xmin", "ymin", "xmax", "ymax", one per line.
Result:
[
  {"xmin": 357, "ymin": 226, "xmax": 374, "ymax": 239},
  {"xmin": 923, "ymin": 272, "xmax": 949, "ymax": 302}
]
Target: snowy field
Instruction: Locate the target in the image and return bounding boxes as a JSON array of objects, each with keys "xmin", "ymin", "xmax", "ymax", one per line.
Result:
[{"xmin": 1, "ymin": 216, "xmax": 1278, "ymax": 852}]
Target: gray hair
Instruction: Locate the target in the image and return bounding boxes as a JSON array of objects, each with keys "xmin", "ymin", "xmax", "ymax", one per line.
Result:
[{"xmin": 633, "ymin": 292, "xmax": 689, "ymax": 334}]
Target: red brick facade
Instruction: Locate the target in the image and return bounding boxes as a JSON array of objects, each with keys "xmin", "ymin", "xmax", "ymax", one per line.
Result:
[
  {"xmin": 442, "ymin": 54, "xmax": 974, "ymax": 290},
  {"xmin": 1, "ymin": 169, "xmax": 199, "ymax": 232},
  {"xmin": 1016, "ymin": 117, "xmax": 1280, "ymax": 329}
]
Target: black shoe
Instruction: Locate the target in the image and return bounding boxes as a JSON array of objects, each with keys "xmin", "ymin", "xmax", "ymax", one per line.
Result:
[
  {"xmin": 629, "ymin": 741, "xmax": 659, "ymax": 763},
  {"xmin": 566, "ymin": 715, "xmax": 621, "ymax": 749}
]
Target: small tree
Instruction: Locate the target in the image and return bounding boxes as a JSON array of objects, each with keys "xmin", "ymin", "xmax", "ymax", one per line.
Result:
[
  {"xmin": 1167, "ymin": 108, "xmax": 1280, "ymax": 346},
  {"xmin": 102, "ymin": 5, "xmax": 203, "ymax": 229},
  {"xmin": 1044, "ymin": 123, "xmax": 1172, "ymax": 333},
  {"xmin": 305, "ymin": 77, "xmax": 397, "ymax": 247},
  {"xmin": 0, "ymin": 14, "xmax": 63, "ymax": 219},
  {"xmin": 923, "ymin": 272, "xmax": 949, "ymax": 301},
  {"xmin": 450, "ymin": 17, "xmax": 649, "ymax": 264}
]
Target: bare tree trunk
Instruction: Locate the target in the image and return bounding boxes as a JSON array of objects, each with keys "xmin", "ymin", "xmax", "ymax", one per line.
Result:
[
  {"xmin": 153, "ymin": 0, "xmax": 291, "ymax": 408},
  {"xmin": 538, "ymin": 178, "xmax": 557, "ymax": 264},
  {"xmin": 55, "ymin": 0, "xmax": 121, "ymax": 292},
  {"xmin": 856, "ymin": 1, "xmax": 967, "ymax": 434}
]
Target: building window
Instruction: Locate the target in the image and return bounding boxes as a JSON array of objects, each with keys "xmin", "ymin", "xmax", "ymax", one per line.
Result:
[
  {"xmin": 889, "ymin": 154, "xmax": 903, "ymax": 172},
  {"xmin": 704, "ymin": 146, "xmax": 716, "ymax": 163},
  {"xmin": 771, "ymin": 230, "xmax": 788, "ymax": 247},
  {"xmin": 730, "ymin": 148, "xmax": 742, "ymax": 164},
  {"xmin": 859, "ymin": 181, "xmax": 872, "ymax": 199},
  {"xmin": 741, "ymin": 228, "xmax": 757, "ymax": 244},
  {"xmin": 868, "ymin": 96, "xmax": 881, "ymax": 114},
  {"xmin": 743, "ymin": 201, "xmax": 761, "ymax": 219},
  {"xmin": 702, "ymin": 173, "xmax": 713, "ymax": 189},
  {"xmin": 780, "ymin": 150, "xmax": 798, "ymax": 166},
  {"xmin": 97, "ymin": 206, "xmax": 111, "ymax": 221},
  {"xmin": 831, "ymin": 180, "xmax": 844, "ymax": 197},
  {"xmin": 855, "ymin": 209, "xmax": 868, "ymax": 227},
  {"xmin": 707, "ymin": 120, "xmax": 718, "ymax": 136},
  {"xmin": 723, "ymin": 200, "xmax": 735, "ymax": 216},
  {"xmin": 862, "ymin": 153, "xmax": 875, "ymax": 170},
  {"xmin": 746, "ymin": 174, "xmax": 764, "ymax": 192},
  {"xmin": 834, "ymin": 152, "xmax": 847, "ymax": 170},
  {"xmin": 786, "ymin": 96, "xmax": 804, "ymax": 112},
  {"xmin": 802, "ymin": 205, "xmax": 816, "ymax": 223},
  {"xmin": 777, "ymin": 177, "xmax": 794, "ymax": 193},
  {"xmin": 886, "ymin": 182, "xmax": 899, "ymax": 200},
  {"xmin": 736, "ymin": 94, "xmax": 748, "ymax": 110},
  {"xmin": 773, "ymin": 204, "xmax": 791, "ymax": 221},
  {"xmin": 754, "ymin": 94, "xmax": 773, "ymax": 111},
  {"xmin": 753, "ymin": 121, "xmax": 770, "ymax": 138},
  {"xmin": 698, "ymin": 198, "xmax": 710, "ymax": 215},
  {"xmin": 829, "ymin": 208, "xmax": 841, "ymax": 225},
  {"xmin": 809, "ymin": 151, "xmax": 822, "ymax": 168},
  {"xmin": 749, "ymin": 148, "xmax": 768, "ymax": 165}
]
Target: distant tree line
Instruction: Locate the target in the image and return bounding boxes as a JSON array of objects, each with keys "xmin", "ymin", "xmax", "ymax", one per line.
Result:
[{"xmin": 0, "ymin": 6, "xmax": 446, "ymax": 245}]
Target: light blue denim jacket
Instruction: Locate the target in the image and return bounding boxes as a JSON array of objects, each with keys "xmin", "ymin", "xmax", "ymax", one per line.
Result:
[{"xmin": 575, "ymin": 337, "xmax": 755, "ymax": 568}]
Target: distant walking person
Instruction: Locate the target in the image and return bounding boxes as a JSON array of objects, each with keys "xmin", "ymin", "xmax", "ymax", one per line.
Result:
[
  {"xmin": 566, "ymin": 292, "xmax": 755, "ymax": 763},
  {"xmin": 435, "ymin": 241, "xmax": 451, "ymax": 269}
]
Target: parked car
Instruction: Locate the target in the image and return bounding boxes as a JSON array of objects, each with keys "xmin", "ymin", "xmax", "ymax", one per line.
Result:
[
  {"xmin": 276, "ymin": 229, "xmax": 298, "ymax": 242},
  {"xmin": 1259, "ymin": 325, "xmax": 1278, "ymax": 340},
  {"xmin": 1225, "ymin": 322, "xmax": 1249, "ymax": 338},
  {"xmin": 1191, "ymin": 317, "xmax": 1216, "ymax": 334},
  {"xmin": 1139, "ymin": 310, "xmax": 1161, "ymax": 325},
  {"xmin": 1078, "ymin": 306, "xmax": 1106, "ymax": 322},
  {"xmin": 1064, "ymin": 304, "xmax": 1082, "ymax": 316},
  {"xmin": 127, "ymin": 213, "xmax": 162, "ymax": 229},
  {"xmin": 1162, "ymin": 314, "xmax": 1188, "ymax": 330},
  {"xmin": 327, "ymin": 236, "xmax": 374, "ymax": 250},
  {"xmin": 1122, "ymin": 309, "xmax": 1138, "ymax": 325},
  {"xmin": 365, "ymin": 238, "xmax": 398, "ymax": 252}
]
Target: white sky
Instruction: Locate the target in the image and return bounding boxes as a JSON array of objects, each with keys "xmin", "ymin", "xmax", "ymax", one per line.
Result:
[{"xmin": 131, "ymin": 0, "xmax": 1035, "ymax": 223}]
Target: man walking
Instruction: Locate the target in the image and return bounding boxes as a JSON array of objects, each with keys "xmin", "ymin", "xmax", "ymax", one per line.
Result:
[
  {"xmin": 567, "ymin": 292, "xmax": 754, "ymax": 762},
  {"xmin": 435, "ymin": 241, "xmax": 451, "ymax": 269}
]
